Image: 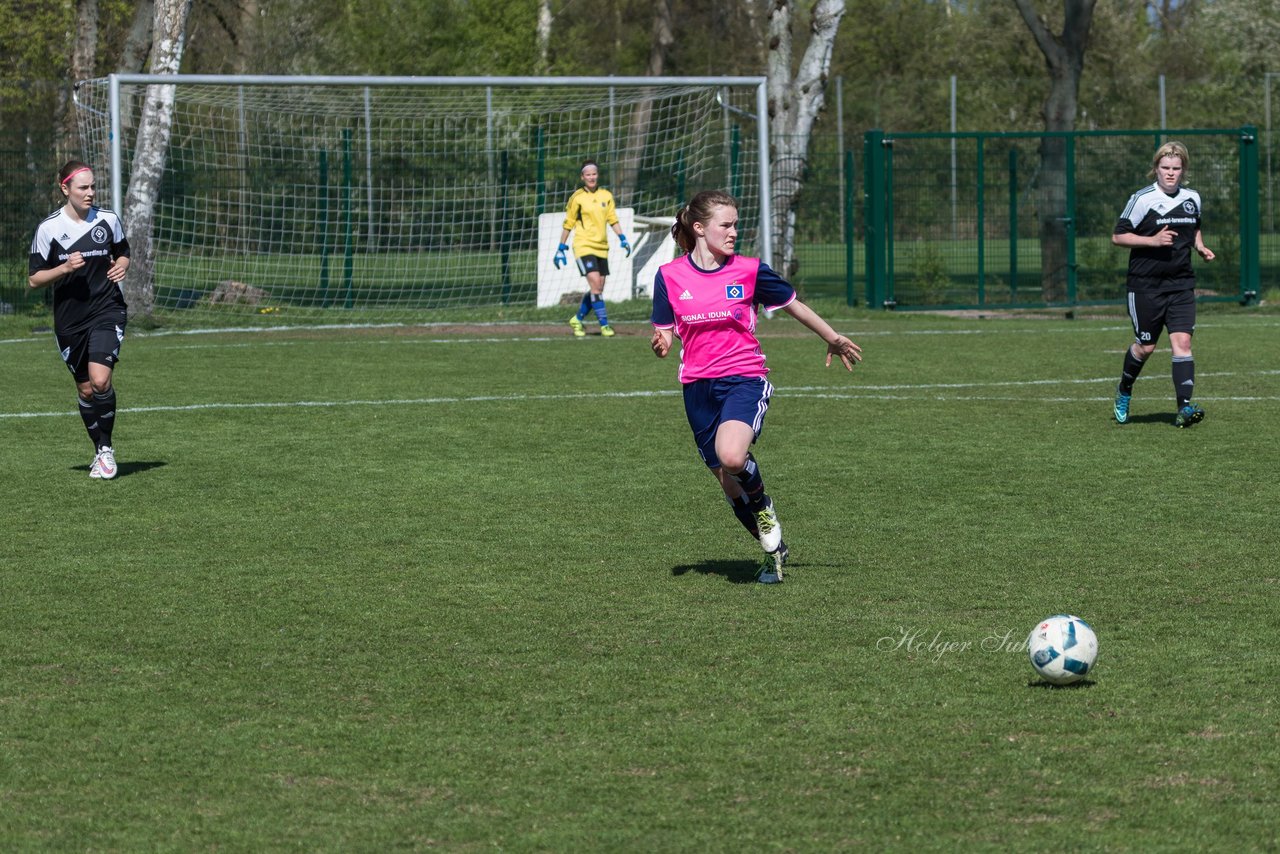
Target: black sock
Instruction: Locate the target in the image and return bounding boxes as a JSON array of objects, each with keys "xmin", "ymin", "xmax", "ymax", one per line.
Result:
[
  {"xmin": 78, "ymin": 397, "xmax": 101, "ymax": 449},
  {"xmin": 1118, "ymin": 347, "xmax": 1146, "ymax": 395},
  {"xmin": 1172, "ymin": 357, "xmax": 1195, "ymax": 408},
  {"xmin": 92, "ymin": 388, "xmax": 116, "ymax": 448},
  {"xmin": 727, "ymin": 493, "xmax": 760, "ymax": 540},
  {"xmin": 729, "ymin": 454, "xmax": 767, "ymax": 512}
]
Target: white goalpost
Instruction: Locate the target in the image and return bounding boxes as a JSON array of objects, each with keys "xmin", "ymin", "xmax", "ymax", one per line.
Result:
[{"xmin": 73, "ymin": 75, "xmax": 770, "ymax": 318}]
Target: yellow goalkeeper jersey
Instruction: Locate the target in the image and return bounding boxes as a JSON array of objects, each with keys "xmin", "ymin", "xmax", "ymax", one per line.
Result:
[{"xmin": 562, "ymin": 187, "xmax": 619, "ymax": 257}]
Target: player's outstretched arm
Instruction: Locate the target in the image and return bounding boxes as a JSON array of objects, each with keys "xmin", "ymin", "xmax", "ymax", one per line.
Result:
[{"xmin": 780, "ymin": 299, "xmax": 862, "ymax": 370}]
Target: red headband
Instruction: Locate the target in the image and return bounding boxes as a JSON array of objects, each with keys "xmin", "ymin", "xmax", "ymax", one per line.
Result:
[{"xmin": 61, "ymin": 166, "xmax": 92, "ymax": 186}]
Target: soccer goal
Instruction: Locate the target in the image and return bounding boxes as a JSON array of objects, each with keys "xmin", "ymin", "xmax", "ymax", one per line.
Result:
[{"xmin": 73, "ymin": 75, "xmax": 769, "ymax": 318}]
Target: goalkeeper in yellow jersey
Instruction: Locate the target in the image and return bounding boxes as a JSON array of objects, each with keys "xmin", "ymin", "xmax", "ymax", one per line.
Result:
[{"xmin": 554, "ymin": 159, "xmax": 630, "ymax": 337}]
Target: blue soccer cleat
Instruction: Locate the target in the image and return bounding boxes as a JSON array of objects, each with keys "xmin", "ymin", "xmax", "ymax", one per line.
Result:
[
  {"xmin": 1174, "ymin": 403, "xmax": 1205, "ymax": 428},
  {"xmin": 1113, "ymin": 387, "xmax": 1131, "ymax": 424}
]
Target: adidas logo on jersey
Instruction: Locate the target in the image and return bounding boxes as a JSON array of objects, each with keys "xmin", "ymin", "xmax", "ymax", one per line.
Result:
[{"xmin": 678, "ymin": 289, "xmax": 693, "ymax": 300}]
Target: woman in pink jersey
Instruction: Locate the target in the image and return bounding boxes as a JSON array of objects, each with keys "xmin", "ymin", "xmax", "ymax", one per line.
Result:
[{"xmin": 650, "ymin": 190, "xmax": 861, "ymax": 583}]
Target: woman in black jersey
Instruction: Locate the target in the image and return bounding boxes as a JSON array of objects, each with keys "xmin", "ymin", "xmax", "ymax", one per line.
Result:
[
  {"xmin": 28, "ymin": 161, "xmax": 131, "ymax": 478},
  {"xmin": 1110, "ymin": 141, "xmax": 1214, "ymax": 428}
]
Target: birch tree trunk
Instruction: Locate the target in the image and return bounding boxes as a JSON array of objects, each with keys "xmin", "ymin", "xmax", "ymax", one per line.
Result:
[
  {"xmin": 535, "ymin": 0, "xmax": 552, "ymax": 74},
  {"xmin": 766, "ymin": 0, "xmax": 844, "ymax": 278},
  {"xmin": 1013, "ymin": 0, "xmax": 1096, "ymax": 302},
  {"xmin": 121, "ymin": 0, "xmax": 193, "ymax": 320}
]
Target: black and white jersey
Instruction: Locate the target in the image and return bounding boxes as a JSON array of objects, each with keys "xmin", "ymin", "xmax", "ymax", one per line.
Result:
[
  {"xmin": 1114, "ymin": 183, "xmax": 1203, "ymax": 293},
  {"xmin": 29, "ymin": 206, "xmax": 130, "ymax": 333}
]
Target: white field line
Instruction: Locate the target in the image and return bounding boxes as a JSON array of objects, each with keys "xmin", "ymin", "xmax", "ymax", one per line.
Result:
[
  {"xmin": 5, "ymin": 315, "xmax": 1280, "ymax": 349},
  {"xmin": 4, "ymin": 371, "xmax": 1279, "ymax": 420}
]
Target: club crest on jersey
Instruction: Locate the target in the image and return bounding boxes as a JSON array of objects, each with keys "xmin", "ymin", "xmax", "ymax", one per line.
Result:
[
  {"xmin": 92, "ymin": 225, "xmax": 108, "ymax": 244},
  {"xmin": 1182, "ymin": 200, "xmax": 1197, "ymax": 214},
  {"xmin": 725, "ymin": 283, "xmax": 744, "ymax": 300}
]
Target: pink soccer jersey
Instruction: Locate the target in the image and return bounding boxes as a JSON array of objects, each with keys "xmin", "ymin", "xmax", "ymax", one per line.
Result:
[{"xmin": 651, "ymin": 254, "xmax": 796, "ymax": 383}]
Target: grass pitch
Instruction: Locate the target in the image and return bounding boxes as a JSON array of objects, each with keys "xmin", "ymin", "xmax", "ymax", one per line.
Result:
[{"xmin": 1, "ymin": 304, "xmax": 1278, "ymax": 850}]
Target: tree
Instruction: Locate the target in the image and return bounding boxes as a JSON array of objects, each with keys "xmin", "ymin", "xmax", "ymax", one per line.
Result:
[
  {"xmin": 616, "ymin": 0, "xmax": 674, "ymax": 203},
  {"xmin": 120, "ymin": 0, "xmax": 193, "ymax": 320},
  {"xmin": 1013, "ymin": 0, "xmax": 1097, "ymax": 302},
  {"xmin": 57, "ymin": 0, "xmax": 99, "ymax": 159},
  {"xmin": 536, "ymin": 0, "xmax": 552, "ymax": 74},
  {"xmin": 767, "ymin": 0, "xmax": 845, "ymax": 278}
]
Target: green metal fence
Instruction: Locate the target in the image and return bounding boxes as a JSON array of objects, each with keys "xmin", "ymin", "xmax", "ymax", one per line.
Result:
[
  {"xmin": 3, "ymin": 126, "xmax": 1264, "ymax": 317},
  {"xmin": 1, "ymin": 145, "xmax": 60, "ymax": 316},
  {"xmin": 860, "ymin": 128, "xmax": 1260, "ymax": 310}
]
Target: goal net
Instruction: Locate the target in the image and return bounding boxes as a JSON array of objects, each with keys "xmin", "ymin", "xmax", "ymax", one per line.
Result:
[{"xmin": 73, "ymin": 75, "xmax": 768, "ymax": 319}]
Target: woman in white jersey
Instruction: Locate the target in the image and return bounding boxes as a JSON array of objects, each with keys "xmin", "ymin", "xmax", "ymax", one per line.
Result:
[
  {"xmin": 28, "ymin": 160, "xmax": 131, "ymax": 479},
  {"xmin": 650, "ymin": 190, "xmax": 862, "ymax": 583}
]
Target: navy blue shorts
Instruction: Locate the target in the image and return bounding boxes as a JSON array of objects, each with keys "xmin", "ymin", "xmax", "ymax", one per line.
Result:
[
  {"xmin": 1127, "ymin": 288, "xmax": 1196, "ymax": 345},
  {"xmin": 56, "ymin": 311, "xmax": 127, "ymax": 382},
  {"xmin": 576, "ymin": 255, "xmax": 610, "ymax": 277},
  {"xmin": 682, "ymin": 376, "xmax": 773, "ymax": 469}
]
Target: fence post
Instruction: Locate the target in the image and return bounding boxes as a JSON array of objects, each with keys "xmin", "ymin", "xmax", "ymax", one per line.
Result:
[
  {"xmin": 1240, "ymin": 125, "xmax": 1260, "ymax": 303},
  {"xmin": 863, "ymin": 129, "xmax": 887, "ymax": 308},
  {"xmin": 844, "ymin": 148, "xmax": 856, "ymax": 306},
  {"xmin": 1009, "ymin": 147, "xmax": 1018, "ymax": 302},
  {"xmin": 1065, "ymin": 133, "xmax": 1077, "ymax": 305}
]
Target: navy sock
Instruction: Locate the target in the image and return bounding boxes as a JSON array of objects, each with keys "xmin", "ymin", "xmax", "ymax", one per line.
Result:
[
  {"xmin": 577, "ymin": 292, "xmax": 592, "ymax": 321},
  {"xmin": 1118, "ymin": 347, "xmax": 1146, "ymax": 395},
  {"xmin": 1172, "ymin": 357, "xmax": 1195, "ymax": 408},
  {"xmin": 727, "ymin": 493, "xmax": 760, "ymax": 540},
  {"xmin": 591, "ymin": 294, "xmax": 609, "ymax": 326},
  {"xmin": 729, "ymin": 455, "xmax": 767, "ymax": 512},
  {"xmin": 92, "ymin": 388, "xmax": 116, "ymax": 448},
  {"xmin": 78, "ymin": 397, "xmax": 101, "ymax": 449}
]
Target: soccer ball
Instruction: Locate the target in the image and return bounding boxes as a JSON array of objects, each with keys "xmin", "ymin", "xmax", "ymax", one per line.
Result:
[{"xmin": 1027, "ymin": 614, "xmax": 1098, "ymax": 685}]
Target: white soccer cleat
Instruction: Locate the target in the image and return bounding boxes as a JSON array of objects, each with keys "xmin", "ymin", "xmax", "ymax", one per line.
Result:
[
  {"xmin": 756, "ymin": 546, "xmax": 785, "ymax": 584},
  {"xmin": 755, "ymin": 501, "xmax": 782, "ymax": 553},
  {"xmin": 93, "ymin": 446, "xmax": 118, "ymax": 480}
]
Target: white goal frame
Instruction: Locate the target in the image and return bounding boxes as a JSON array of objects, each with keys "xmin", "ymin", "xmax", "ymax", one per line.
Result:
[{"xmin": 77, "ymin": 74, "xmax": 772, "ymax": 316}]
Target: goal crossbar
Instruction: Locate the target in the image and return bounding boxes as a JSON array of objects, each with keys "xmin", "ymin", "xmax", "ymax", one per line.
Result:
[{"xmin": 91, "ymin": 74, "xmax": 772, "ymax": 268}]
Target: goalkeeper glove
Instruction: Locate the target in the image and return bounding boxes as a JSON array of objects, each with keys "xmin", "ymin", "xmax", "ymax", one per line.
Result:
[
  {"xmin": 553, "ymin": 243, "xmax": 569, "ymax": 269},
  {"xmin": 618, "ymin": 234, "xmax": 631, "ymax": 258}
]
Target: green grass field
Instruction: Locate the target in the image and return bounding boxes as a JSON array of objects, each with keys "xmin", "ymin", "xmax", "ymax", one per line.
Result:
[{"xmin": 2, "ymin": 303, "xmax": 1278, "ymax": 850}]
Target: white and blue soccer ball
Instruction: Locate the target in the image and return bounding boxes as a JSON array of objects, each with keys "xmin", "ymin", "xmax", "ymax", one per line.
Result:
[{"xmin": 1027, "ymin": 614, "xmax": 1098, "ymax": 685}]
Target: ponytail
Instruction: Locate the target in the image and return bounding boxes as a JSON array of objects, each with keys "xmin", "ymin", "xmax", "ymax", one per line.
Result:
[{"xmin": 670, "ymin": 190, "xmax": 738, "ymax": 254}]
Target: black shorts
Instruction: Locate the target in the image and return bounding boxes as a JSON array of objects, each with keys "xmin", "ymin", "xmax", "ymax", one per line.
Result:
[
  {"xmin": 575, "ymin": 255, "xmax": 610, "ymax": 278},
  {"xmin": 1126, "ymin": 289, "xmax": 1196, "ymax": 346},
  {"xmin": 56, "ymin": 311, "xmax": 127, "ymax": 382}
]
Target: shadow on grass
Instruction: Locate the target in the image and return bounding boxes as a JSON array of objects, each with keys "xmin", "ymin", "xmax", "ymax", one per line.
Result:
[
  {"xmin": 1118, "ymin": 412, "xmax": 1178, "ymax": 426},
  {"xmin": 671, "ymin": 559, "xmax": 763, "ymax": 584},
  {"xmin": 72, "ymin": 460, "xmax": 169, "ymax": 479},
  {"xmin": 1026, "ymin": 679, "xmax": 1097, "ymax": 689}
]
